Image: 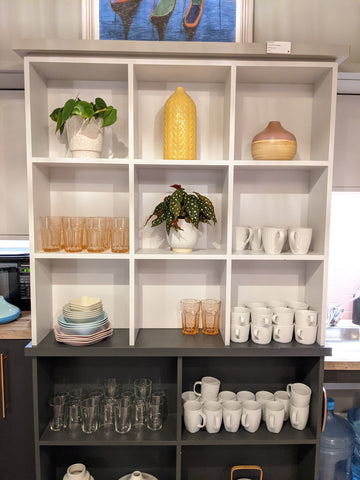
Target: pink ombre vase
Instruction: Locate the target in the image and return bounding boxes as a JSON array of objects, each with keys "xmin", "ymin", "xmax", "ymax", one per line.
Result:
[{"xmin": 251, "ymin": 121, "xmax": 297, "ymax": 160}]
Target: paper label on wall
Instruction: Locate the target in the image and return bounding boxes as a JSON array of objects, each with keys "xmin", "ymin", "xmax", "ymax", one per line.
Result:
[{"xmin": 267, "ymin": 41, "xmax": 292, "ymax": 54}]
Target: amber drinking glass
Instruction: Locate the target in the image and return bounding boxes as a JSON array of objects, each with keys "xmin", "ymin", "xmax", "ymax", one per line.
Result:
[
  {"xmin": 111, "ymin": 217, "xmax": 129, "ymax": 253},
  {"xmin": 181, "ymin": 299, "xmax": 201, "ymax": 335},
  {"xmin": 62, "ymin": 216, "xmax": 85, "ymax": 252},
  {"xmin": 201, "ymin": 299, "xmax": 221, "ymax": 335},
  {"xmin": 85, "ymin": 217, "xmax": 107, "ymax": 253},
  {"xmin": 40, "ymin": 216, "xmax": 62, "ymax": 252}
]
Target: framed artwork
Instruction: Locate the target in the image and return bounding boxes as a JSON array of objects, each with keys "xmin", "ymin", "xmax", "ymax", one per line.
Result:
[{"xmin": 82, "ymin": 0, "xmax": 253, "ymax": 43}]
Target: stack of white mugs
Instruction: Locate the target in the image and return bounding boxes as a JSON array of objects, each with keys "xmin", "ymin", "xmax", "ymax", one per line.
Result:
[
  {"xmin": 182, "ymin": 376, "xmax": 311, "ymax": 435},
  {"xmin": 231, "ymin": 300, "xmax": 318, "ymax": 345}
]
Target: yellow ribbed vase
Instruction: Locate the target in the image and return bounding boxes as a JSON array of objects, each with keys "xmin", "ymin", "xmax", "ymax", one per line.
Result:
[{"xmin": 163, "ymin": 86, "xmax": 197, "ymax": 160}]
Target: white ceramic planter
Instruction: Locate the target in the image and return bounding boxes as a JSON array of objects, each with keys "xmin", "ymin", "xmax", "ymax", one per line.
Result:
[
  {"xmin": 66, "ymin": 116, "xmax": 104, "ymax": 158},
  {"xmin": 166, "ymin": 218, "xmax": 198, "ymax": 253},
  {"xmin": 63, "ymin": 463, "xmax": 93, "ymax": 480}
]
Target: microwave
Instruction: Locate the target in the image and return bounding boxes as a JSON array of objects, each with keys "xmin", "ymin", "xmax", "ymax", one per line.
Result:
[{"xmin": 0, "ymin": 244, "xmax": 30, "ymax": 311}]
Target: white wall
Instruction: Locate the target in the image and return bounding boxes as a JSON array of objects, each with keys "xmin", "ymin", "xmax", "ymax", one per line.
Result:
[
  {"xmin": 0, "ymin": 0, "xmax": 82, "ymax": 69},
  {"xmin": 254, "ymin": 0, "xmax": 360, "ymax": 71}
]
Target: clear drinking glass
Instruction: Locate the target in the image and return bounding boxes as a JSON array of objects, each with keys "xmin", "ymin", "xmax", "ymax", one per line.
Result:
[
  {"xmin": 147, "ymin": 398, "xmax": 163, "ymax": 431},
  {"xmin": 48, "ymin": 395, "xmax": 67, "ymax": 432},
  {"xmin": 134, "ymin": 378, "xmax": 152, "ymax": 403},
  {"xmin": 201, "ymin": 299, "xmax": 221, "ymax": 335},
  {"xmin": 103, "ymin": 377, "xmax": 120, "ymax": 398},
  {"xmin": 81, "ymin": 397, "xmax": 99, "ymax": 434},
  {"xmin": 68, "ymin": 399, "xmax": 82, "ymax": 433},
  {"xmin": 40, "ymin": 216, "xmax": 62, "ymax": 252},
  {"xmin": 134, "ymin": 399, "xmax": 147, "ymax": 430},
  {"xmin": 151, "ymin": 390, "xmax": 168, "ymax": 421},
  {"xmin": 181, "ymin": 299, "xmax": 201, "ymax": 335},
  {"xmin": 111, "ymin": 217, "xmax": 129, "ymax": 253},
  {"xmin": 115, "ymin": 397, "xmax": 132, "ymax": 434},
  {"xmin": 99, "ymin": 397, "xmax": 117, "ymax": 431},
  {"xmin": 62, "ymin": 216, "xmax": 85, "ymax": 252},
  {"xmin": 121, "ymin": 390, "xmax": 135, "ymax": 425}
]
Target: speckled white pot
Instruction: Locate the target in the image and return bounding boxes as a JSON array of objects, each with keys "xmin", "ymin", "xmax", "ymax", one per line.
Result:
[
  {"xmin": 167, "ymin": 218, "xmax": 198, "ymax": 253},
  {"xmin": 66, "ymin": 116, "xmax": 103, "ymax": 158}
]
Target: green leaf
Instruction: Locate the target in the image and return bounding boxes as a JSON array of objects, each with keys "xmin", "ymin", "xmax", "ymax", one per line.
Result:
[
  {"xmin": 166, "ymin": 211, "xmax": 175, "ymax": 235},
  {"xmin": 153, "ymin": 201, "xmax": 166, "ymax": 216},
  {"xmin": 195, "ymin": 192, "xmax": 217, "ymax": 223},
  {"xmin": 61, "ymin": 99, "xmax": 76, "ymax": 126},
  {"xmin": 50, "ymin": 107, "xmax": 62, "ymax": 123},
  {"xmin": 151, "ymin": 210, "xmax": 167, "ymax": 227},
  {"xmin": 95, "ymin": 97, "xmax": 107, "ymax": 110},
  {"xmin": 184, "ymin": 194, "xmax": 200, "ymax": 228},
  {"xmin": 72, "ymin": 101, "xmax": 94, "ymax": 119},
  {"xmin": 102, "ymin": 107, "xmax": 117, "ymax": 127},
  {"xmin": 56, "ymin": 112, "xmax": 63, "ymax": 134}
]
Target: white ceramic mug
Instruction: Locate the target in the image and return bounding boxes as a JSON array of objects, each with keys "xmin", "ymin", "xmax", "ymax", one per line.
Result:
[
  {"xmin": 241, "ymin": 400, "xmax": 262, "ymax": 433},
  {"xmin": 295, "ymin": 325, "xmax": 318, "ymax": 345},
  {"xmin": 273, "ymin": 323, "xmax": 294, "ymax": 343},
  {"xmin": 237, "ymin": 391, "xmax": 255, "ymax": 403},
  {"xmin": 231, "ymin": 323, "xmax": 250, "ymax": 343},
  {"xmin": 290, "ymin": 403, "xmax": 310, "ymax": 430},
  {"xmin": 295, "ymin": 309, "xmax": 318, "ymax": 326},
  {"xmin": 261, "ymin": 227, "xmax": 287, "ymax": 254},
  {"xmin": 246, "ymin": 301, "xmax": 267, "ymax": 310},
  {"xmin": 232, "ymin": 307, "xmax": 250, "ymax": 325},
  {"xmin": 255, "ymin": 391, "xmax": 274, "ymax": 420},
  {"xmin": 193, "ymin": 376, "xmax": 220, "ymax": 401},
  {"xmin": 272, "ymin": 307, "xmax": 295, "ymax": 325},
  {"xmin": 267, "ymin": 300, "xmax": 287, "ymax": 309},
  {"xmin": 288, "ymin": 227, "xmax": 312, "ymax": 255},
  {"xmin": 182, "ymin": 391, "xmax": 200, "ymax": 404},
  {"xmin": 265, "ymin": 400, "xmax": 285, "ymax": 433},
  {"xmin": 274, "ymin": 390, "xmax": 290, "ymax": 421},
  {"xmin": 183, "ymin": 400, "xmax": 206, "ymax": 433},
  {"xmin": 235, "ymin": 226, "xmax": 253, "ymax": 251},
  {"xmin": 286, "ymin": 383, "xmax": 312, "ymax": 407},
  {"xmin": 222, "ymin": 400, "xmax": 242, "ymax": 433},
  {"xmin": 219, "ymin": 391, "xmax": 236, "ymax": 403},
  {"xmin": 249, "ymin": 226, "xmax": 263, "ymax": 251},
  {"xmin": 251, "ymin": 307, "xmax": 273, "ymax": 327},
  {"xmin": 251, "ymin": 324, "xmax": 273, "ymax": 345},
  {"xmin": 203, "ymin": 400, "xmax": 222, "ymax": 433},
  {"xmin": 287, "ymin": 300, "xmax": 309, "ymax": 310}
]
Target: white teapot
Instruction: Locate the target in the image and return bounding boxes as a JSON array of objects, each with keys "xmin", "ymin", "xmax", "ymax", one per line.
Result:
[{"xmin": 119, "ymin": 471, "xmax": 158, "ymax": 480}]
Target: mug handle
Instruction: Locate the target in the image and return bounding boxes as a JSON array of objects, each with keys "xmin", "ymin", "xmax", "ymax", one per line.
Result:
[
  {"xmin": 296, "ymin": 328, "xmax": 303, "ymax": 339},
  {"xmin": 274, "ymin": 327, "xmax": 281, "ymax": 339},
  {"xmin": 276, "ymin": 229, "xmax": 286, "ymax": 251},
  {"xmin": 193, "ymin": 381, "xmax": 202, "ymax": 397},
  {"xmin": 289, "ymin": 230, "xmax": 297, "ymax": 253},
  {"xmin": 270, "ymin": 413, "xmax": 275, "ymax": 430},
  {"xmin": 235, "ymin": 326, "xmax": 240, "ymax": 339},
  {"xmin": 244, "ymin": 228, "xmax": 253, "ymax": 247},
  {"xmin": 291, "ymin": 409, "xmax": 298, "ymax": 426},
  {"xmin": 263, "ymin": 317, "xmax": 271, "ymax": 326},
  {"xmin": 225, "ymin": 413, "xmax": 231, "ymax": 430},
  {"xmin": 286, "ymin": 384, "xmax": 292, "ymax": 397},
  {"xmin": 241, "ymin": 412, "xmax": 248, "ymax": 428},
  {"xmin": 253, "ymin": 328, "xmax": 260, "ymax": 340},
  {"xmin": 197, "ymin": 411, "xmax": 206, "ymax": 429}
]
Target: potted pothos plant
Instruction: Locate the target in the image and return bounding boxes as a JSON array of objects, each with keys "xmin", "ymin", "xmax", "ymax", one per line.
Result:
[
  {"xmin": 50, "ymin": 97, "xmax": 117, "ymax": 158},
  {"xmin": 146, "ymin": 184, "xmax": 217, "ymax": 253}
]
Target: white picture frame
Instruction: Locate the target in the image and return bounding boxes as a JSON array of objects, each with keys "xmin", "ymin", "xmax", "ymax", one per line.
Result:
[{"xmin": 82, "ymin": 0, "xmax": 253, "ymax": 43}]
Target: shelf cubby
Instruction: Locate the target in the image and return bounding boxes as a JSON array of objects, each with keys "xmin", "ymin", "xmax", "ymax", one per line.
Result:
[
  {"xmin": 134, "ymin": 259, "xmax": 227, "ymax": 339},
  {"xmin": 134, "ymin": 164, "xmax": 229, "ymax": 255},
  {"xmin": 234, "ymin": 62, "xmax": 335, "ymax": 162},
  {"xmin": 26, "ymin": 58, "xmax": 129, "ymax": 159},
  {"xmin": 32, "ymin": 258, "xmax": 129, "ymax": 344},
  {"xmin": 132, "ymin": 61, "xmax": 232, "ymax": 161},
  {"xmin": 232, "ymin": 166, "xmax": 329, "ymax": 256},
  {"xmin": 31, "ymin": 163, "xmax": 129, "ymax": 253}
]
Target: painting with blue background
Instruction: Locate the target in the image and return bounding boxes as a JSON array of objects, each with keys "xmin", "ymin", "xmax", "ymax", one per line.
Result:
[{"xmin": 100, "ymin": 0, "xmax": 236, "ymax": 42}]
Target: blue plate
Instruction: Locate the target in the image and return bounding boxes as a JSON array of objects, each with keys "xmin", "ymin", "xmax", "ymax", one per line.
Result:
[{"xmin": 0, "ymin": 296, "xmax": 21, "ymax": 324}]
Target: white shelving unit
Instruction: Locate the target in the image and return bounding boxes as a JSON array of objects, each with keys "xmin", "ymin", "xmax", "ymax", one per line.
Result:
[{"xmin": 22, "ymin": 44, "xmax": 341, "ymax": 348}]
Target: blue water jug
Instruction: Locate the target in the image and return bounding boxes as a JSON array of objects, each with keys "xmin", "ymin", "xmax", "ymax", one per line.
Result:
[
  {"xmin": 347, "ymin": 408, "xmax": 360, "ymax": 480},
  {"xmin": 319, "ymin": 397, "xmax": 355, "ymax": 480}
]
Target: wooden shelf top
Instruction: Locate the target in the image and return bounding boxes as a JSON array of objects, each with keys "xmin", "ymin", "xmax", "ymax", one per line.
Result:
[
  {"xmin": 0, "ymin": 311, "xmax": 31, "ymax": 340},
  {"xmin": 13, "ymin": 39, "xmax": 349, "ymax": 63}
]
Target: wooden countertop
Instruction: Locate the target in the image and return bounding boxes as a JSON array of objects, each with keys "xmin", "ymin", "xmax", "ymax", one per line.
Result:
[{"xmin": 0, "ymin": 311, "xmax": 31, "ymax": 339}]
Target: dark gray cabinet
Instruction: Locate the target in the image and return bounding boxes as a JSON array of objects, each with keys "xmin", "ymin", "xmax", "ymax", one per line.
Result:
[
  {"xmin": 27, "ymin": 330, "xmax": 330, "ymax": 480},
  {"xmin": 0, "ymin": 339, "xmax": 35, "ymax": 480}
]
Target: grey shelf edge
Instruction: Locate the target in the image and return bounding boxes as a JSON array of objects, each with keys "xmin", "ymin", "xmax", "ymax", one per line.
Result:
[
  {"xmin": 25, "ymin": 329, "xmax": 332, "ymax": 357},
  {"xmin": 13, "ymin": 39, "xmax": 349, "ymax": 63}
]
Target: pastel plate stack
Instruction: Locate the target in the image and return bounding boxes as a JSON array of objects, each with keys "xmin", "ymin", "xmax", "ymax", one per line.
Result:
[{"xmin": 54, "ymin": 296, "xmax": 113, "ymax": 346}]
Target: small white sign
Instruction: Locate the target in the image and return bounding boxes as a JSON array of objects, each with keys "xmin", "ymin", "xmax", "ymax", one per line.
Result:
[{"xmin": 267, "ymin": 41, "xmax": 292, "ymax": 54}]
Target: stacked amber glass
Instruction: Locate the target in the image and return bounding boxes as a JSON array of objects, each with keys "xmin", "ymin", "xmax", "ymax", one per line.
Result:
[{"xmin": 39, "ymin": 216, "xmax": 129, "ymax": 253}]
